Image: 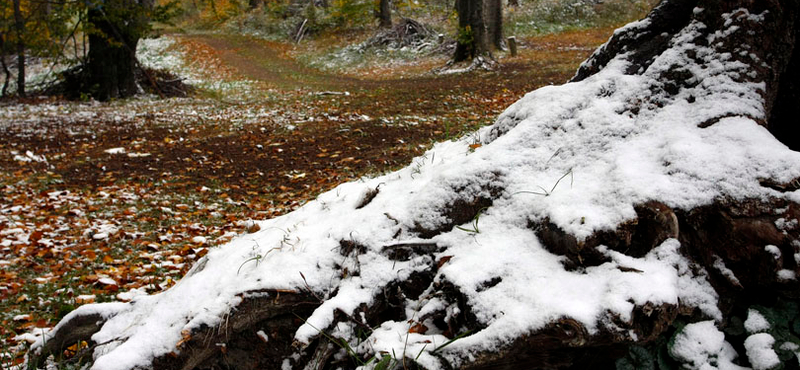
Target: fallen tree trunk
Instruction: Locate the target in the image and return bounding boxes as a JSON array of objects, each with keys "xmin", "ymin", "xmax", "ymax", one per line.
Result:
[{"xmin": 27, "ymin": 0, "xmax": 800, "ymax": 369}]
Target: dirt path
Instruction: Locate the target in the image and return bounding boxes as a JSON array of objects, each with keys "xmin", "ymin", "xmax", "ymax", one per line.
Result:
[{"xmin": 190, "ymin": 34, "xmax": 364, "ymax": 89}]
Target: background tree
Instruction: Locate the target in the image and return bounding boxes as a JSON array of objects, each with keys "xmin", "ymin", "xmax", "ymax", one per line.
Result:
[
  {"xmin": 83, "ymin": 0, "xmax": 155, "ymax": 100},
  {"xmin": 10, "ymin": 0, "xmax": 25, "ymax": 96},
  {"xmin": 0, "ymin": 34, "xmax": 11, "ymax": 95},
  {"xmin": 453, "ymin": 0, "xmax": 489, "ymax": 61},
  {"xmin": 376, "ymin": 0, "xmax": 391, "ymax": 28},
  {"xmin": 452, "ymin": 0, "xmax": 502, "ymax": 62},
  {"xmin": 0, "ymin": 0, "xmax": 93, "ymax": 97},
  {"xmin": 483, "ymin": 0, "xmax": 502, "ymax": 49}
]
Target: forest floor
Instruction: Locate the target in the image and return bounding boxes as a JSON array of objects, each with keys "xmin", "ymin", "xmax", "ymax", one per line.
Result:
[{"xmin": 0, "ymin": 27, "xmax": 613, "ymax": 364}]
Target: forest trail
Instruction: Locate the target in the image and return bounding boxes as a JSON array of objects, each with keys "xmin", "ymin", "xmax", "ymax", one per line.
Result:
[
  {"xmin": 185, "ymin": 33, "xmax": 366, "ymax": 89},
  {"xmin": 175, "ymin": 30, "xmax": 610, "ymax": 131}
]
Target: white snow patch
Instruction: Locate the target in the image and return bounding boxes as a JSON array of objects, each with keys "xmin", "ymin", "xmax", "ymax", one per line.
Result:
[
  {"xmin": 77, "ymin": 294, "xmax": 97, "ymax": 302},
  {"xmin": 764, "ymin": 245, "xmax": 781, "ymax": 259},
  {"xmin": 98, "ymin": 277, "xmax": 118, "ymax": 286},
  {"xmin": 669, "ymin": 321, "xmax": 745, "ymax": 370},
  {"xmin": 712, "ymin": 255, "xmax": 741, "ymax": 286},
  {"xmin": 744, "ymin": 333, "xmax": 780, "ymax": 370},
  {"xmin": 104, "ymin": 147, "xmax": 127, "ymax": 155},
  {"xmin": 117, "ymin": 288, "xmax": 148, "ymax": 302},
  {"xmin": 777, "ymin": 269, "xmax": 796, "ymax": 281},
  {"xmin": 191, "ymin": 236, "xmax": 208, "ymax": 244},
  {"xmin": 775, "ymin": 218, "xmax": 798, "ymax": 231},
  {"xmin": 744, "ymin": 309, "xmax": 770, "ymax": 333},
  {"xmin": 12, "ymin": 150, "xmax": 47, "ymax": 163}
]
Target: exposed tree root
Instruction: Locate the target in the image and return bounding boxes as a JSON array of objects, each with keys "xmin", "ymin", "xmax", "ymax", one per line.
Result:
[{"xmin": 151, "ymin": 290, "xmax": 320, "ymax": 370}]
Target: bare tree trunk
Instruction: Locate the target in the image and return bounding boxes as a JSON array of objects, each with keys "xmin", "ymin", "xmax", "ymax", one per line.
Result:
[
  {"xmin": 1, "ymin": 35, "xmax": 11, "ymax": 97},
  {"xmin": 453, "ymin": 0, "xmax": 489, "ymax": 62},
  {"xmin": 84, "ymin": 0, "xmax": 152, "ymax": 100},
  {"xmin": 12, "ymin": 0, "xmax": 25, "ymax": 97},
  {"xmin": 86, "ymin": 9, "xmax": 137, "ymax": 100},
  {"xmin": 483, "ymin": 0, "xmax": 503, "ymax": 50},
  {"xmin": 377, "ymin": 0, "xmax": 392, "ymax": 28}
]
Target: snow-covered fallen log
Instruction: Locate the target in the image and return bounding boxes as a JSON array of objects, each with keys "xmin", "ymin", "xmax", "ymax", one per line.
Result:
[{"xmin": 27, "ymin": 0, "xmax": 800, "ymax": 369}]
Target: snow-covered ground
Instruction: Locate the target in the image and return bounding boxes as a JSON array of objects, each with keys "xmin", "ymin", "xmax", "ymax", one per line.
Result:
[
  {"xmin": 0, "ymin": 35, "xmax": 304, "ymax": 143},
  {"xmin": 0, "ymin": 56, "xmax": 73, "ymax": 95},
  {"xmin": 25, "ymin": 5, "xmax": 800, "ymax": 370}
]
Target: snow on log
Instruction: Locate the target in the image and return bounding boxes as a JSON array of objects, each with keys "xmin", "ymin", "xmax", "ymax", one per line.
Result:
[{"xmin": 27, "ymin": 0, "xmax": 800, "ymax": 369}]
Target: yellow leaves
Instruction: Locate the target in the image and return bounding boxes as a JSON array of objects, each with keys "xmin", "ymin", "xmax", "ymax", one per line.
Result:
[
  {"xmin": 176, "ymin": 329, "xmax": 192, "ymax": 348},
  {"xmin": 63, "ymin": 341, "xmax": 89, "ymax": 358}
]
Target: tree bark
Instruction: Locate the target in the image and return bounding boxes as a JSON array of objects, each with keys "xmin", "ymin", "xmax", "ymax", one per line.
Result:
[
  {"xmin": 1, "ymin": 35, "xmax": 11, "ymax": 97},
  {"xmin": 377, "ymin": 0, "xmax": 392, "ymax": 28},
  {"xmin": 12, "ymin": 0, "xmax": 25, "ymax": 97},
  {"xmin": 483, "ymin": 0, "xmax": 503, "ymax": 50},
  {"xmin": 453, "ymin": 0, "xmax": 489, "ymax": 62},
  {"xmin": 85, "ymin": 0, "xmax": 152, "ymax": 101}
]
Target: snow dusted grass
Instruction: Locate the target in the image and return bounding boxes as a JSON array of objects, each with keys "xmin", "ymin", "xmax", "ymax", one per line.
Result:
[
  {"xmin": 1, "ymin": 57, "xmax": 75, "ymax": 96},
  {"xmin": 137, "ymin": 35, "xmax": 259, "ymax": 99},
  {"xmin": 298, "ymin": 33, "xmax": 448, "ymax": 77}
]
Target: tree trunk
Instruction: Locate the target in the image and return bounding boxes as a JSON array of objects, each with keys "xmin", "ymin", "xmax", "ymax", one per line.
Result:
[
  {"xmin": 28, "ymin": 1, "xmax": 800, "ymax": 370},
  {"xmin": 377, "ymin": 0, "xmax": 392, "ymax": 28},
  {"xmin": 571, "ymin": 0, "xmax": 800, "ymax": 151},
  {"xmin": 453, "ymin": 0, "xmax": 489, "ymax": 62},
  {"xmin": 84, "ymin": 0, "xmax": 152, "ymax": 101},
  {"xmin": 1, "ymin": 35, "xmax": 11, "ymax": 97},
  {"xmin": 12, "ymin": 0, "xmax": 24, "ymax": 97},
  {"xmin": 483, "ymin": 0, "xmax": 503, "ymax": 50}
]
